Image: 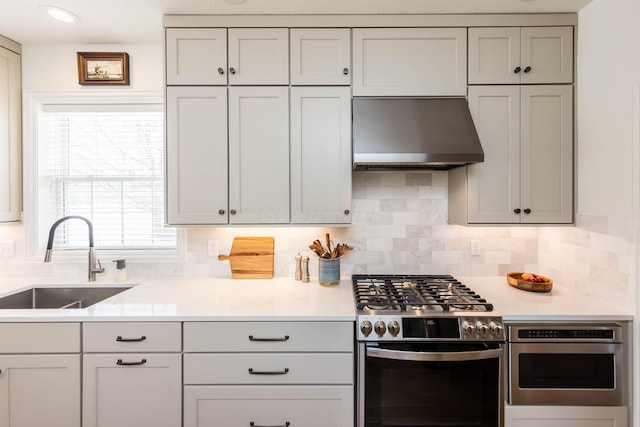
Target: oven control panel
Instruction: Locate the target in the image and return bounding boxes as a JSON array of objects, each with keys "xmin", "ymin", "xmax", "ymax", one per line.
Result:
[{"xmin": 357, "ymin": 316, "xmax": 505, "ymax": 341}]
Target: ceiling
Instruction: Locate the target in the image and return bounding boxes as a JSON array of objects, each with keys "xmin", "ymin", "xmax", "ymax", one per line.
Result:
[{"xmin": 1, "ymin": 0, "xmax": 592, "ymax": 45}]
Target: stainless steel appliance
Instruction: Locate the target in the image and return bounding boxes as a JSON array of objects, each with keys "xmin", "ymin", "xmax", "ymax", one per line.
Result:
[
  {"xmin": 353, "ymin": 274, "xmax": 505, "ymax": 427},
  {"xmin": 507, "ymin": 323, "xmax": 627, "ymax": 406}
]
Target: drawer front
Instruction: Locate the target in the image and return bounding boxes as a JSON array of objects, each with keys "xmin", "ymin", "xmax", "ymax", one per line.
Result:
[
  {"xmin": 83, "ymin": 322, "xmax": 182, "ymax": 352},
  {"xmin": 184, "ymin": 385, "xmax": 354, "ymax": 427},
  {"xmin": 183, "ymin": 321, "xmax": 353, "ymax": 352},
  {"xmin": 184, "ymin": 353, "xmax": 353, "ymax": 385},
  {"xmin": 0, "ymin": 322, "xmax": 80, "ymax": 353}
]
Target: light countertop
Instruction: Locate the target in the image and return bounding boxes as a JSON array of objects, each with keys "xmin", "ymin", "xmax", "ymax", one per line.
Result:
[{"xmin": 0, "ymin": 275, "xmax": 632, "ymax": 322}]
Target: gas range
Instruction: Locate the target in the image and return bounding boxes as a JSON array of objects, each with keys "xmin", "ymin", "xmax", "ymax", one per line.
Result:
[{"xmin": 352, "ymin": 274, "xmax": 504, "ymax": 342}]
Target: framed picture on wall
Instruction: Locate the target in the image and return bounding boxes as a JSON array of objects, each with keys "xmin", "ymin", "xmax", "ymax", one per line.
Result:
[{"xmin": 77, "ymin": 52, "xmax": 130, "ymax": 85}]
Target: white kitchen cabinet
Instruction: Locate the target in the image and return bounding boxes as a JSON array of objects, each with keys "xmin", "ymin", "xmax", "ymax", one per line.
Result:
[
  {"xmin": 184, "ymin": 386, "xmax": 354, "ymax": 427},
  {"xmin": 228, "ymin": 86, "xmax": 290, "ymax": 224},
  {"xmin": 0, "ymin": 43, "xmax": 21, "ymax": 223},
  {"xmin": 82, "ymin": 322, "xmax": 182, "ymax": 427},
  {"xmin": 0, "ymin": 323, "xmax": 81, "ymax": 427},
  {"xmin": 468, "ymin": 27, "xmax": 573, "ymax": 84},
  {"xmin": 290, "ymin": 87, "xmax": 351, "ymax": 224},
  {"xmin": 290, "ymin": 28, "xmax": 351, "ymax": 85},
  {"xmin": 449, "ymin": 85, "xmax": 573, "ymax": 224},
  {"xmin": 352, "ymin": 27, "xmax": 467, "ymax": 96},
  {"xmin": 228, "ymin": 28, "xmax": 289, "ymax": 85},
  {"xmin": 505, "ymin": 405, "xmax": 628, "ymax": 427},
  {"xmin": 183, "ymin": 321, "xmax": 354, "ymax": 427},
  {"xmin": 165, "ymin": 28, "xmax": 228, "ymax": 85},
  {"xmin": 165, "ymin": 86, "xmax": 228, "ymax": 225}
]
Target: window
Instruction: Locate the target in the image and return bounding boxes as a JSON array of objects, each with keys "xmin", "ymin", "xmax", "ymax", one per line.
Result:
[{"xmin": 34, "ymin": 96, "xmax": 177, "ymax": 254}]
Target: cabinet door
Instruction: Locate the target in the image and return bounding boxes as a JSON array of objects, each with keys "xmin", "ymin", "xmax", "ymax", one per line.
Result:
[
  {"xmin": 352, "ymin": 28, "xmax": 467, "ymax": 96},
  {"xmin": 504, "ymin": 404, "xmax": 628, "ymax": 427},
  {"xmin": 290, "ymin": 87, "xmax": 351, "ymax": 224},
  {"xmin": 165, "ymin": 28, "xmax": 227, "ymax": 85},
  {"xmin": 228, "ymin": 87, "xmax": 289, "ymax": 224},
  {"xmin": 0, "ymin": 354, "xmax": 80, "ymax": 427},
  {"xmin": 184, "ymin": 385, "xmax": 354, "ymax": 427},
  {"xmin": 520, "ymin": 85, "xmax": 573, "ymax": 224},
  {"xmin": 228, "ymin": 28, "xmax": 289, "ymax": 85},
  {"xmin": 290, "ymin": 28, "xmax": 351, "ymax": 85},
  {"xmin": 466, "ymin": 86, "xmax": 521, "ymax": 223},
  {"xmin": 0, "ymin": 46, "xmax": 21, "ymax": 223},
  {"xmin": 468, "ymin": 27, "xmax": 521, "ymax": 84},
  {"xmin": 520, "ymin": 27, "xmax": 573, "ymax": 84},
  {"xmin": 83, "ymin": 353, "xmax": 182, "ymax": 427},
  {"xmin": 166, "ymin": 86, "xmax": 228, "ymax": 225}
]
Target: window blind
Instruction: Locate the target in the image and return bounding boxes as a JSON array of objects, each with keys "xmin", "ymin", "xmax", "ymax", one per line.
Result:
[{"xmin": 41, "ymin": 103, "xmax": 176, "ymax": 250}]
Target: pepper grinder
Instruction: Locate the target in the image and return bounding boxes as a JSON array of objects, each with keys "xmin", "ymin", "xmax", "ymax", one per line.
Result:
[
  {"xmin": 301, "ymin": 256, "xmax": 310, "ymax": 283},
  {"xmin": 294, "ymin": 253, "xmax": 302, "ymax": 281}
]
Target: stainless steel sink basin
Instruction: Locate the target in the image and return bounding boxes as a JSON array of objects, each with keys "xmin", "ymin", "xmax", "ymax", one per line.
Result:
[{"xmin": 0, "ymin": 286, "xmax": 132, "ymax": 309}]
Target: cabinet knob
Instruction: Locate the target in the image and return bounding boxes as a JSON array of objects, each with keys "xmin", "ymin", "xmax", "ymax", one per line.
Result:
[
  {"xmin": 343, "ymin": 67, "xmax": 349, "ymax": 75},
  {"xmin": 514, "ymin": 66, "xmax": 522, "ymax": 74},
  {"xmin": 514, "ymin": 208, "xmax": 521, "ymax": 214},
  {"xmin": 229, "ymin": 67, "xmax": 236, "ymax": 74},
  {"xmin": 218, "ymin": 209, "xmax": 225, "ymax": 215},
  {"xmin": 524, "ymin": 66, "xmax": 532, "ymax": 73},
  {"xmin": 524, "ymin": 208, "xmax": 532, "ymax": 214},
  {"xmin": 217, "ymin": 67, "xmax": 224, "ymax": 75},
  {"xmin": 230, "ymin": 209, "xmax": 237, "ymax": 215},
  {"xmin": 344, "ymin": 209, "xmax": 350, "ymax": 215}
]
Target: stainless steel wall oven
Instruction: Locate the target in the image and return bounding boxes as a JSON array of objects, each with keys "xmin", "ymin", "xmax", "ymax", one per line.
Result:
[
  {"xmin": 353, "ymin": 275, "xmax": 505, "ymax": 427},
  {"xmin": 507, "ymin": 323, "xmax": 627, "ymax": 406}
]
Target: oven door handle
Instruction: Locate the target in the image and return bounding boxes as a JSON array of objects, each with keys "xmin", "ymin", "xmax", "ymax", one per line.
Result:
[{"xmin": 367, "ymin": 346, "xmax": 503, "ymax": 362}]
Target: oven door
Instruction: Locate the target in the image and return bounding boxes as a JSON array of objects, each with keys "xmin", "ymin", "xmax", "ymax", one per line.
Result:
[
  {"xmin": 358, "ymin": 342, "xmax": 504, "ymax": 427},
  {"xmin": 509, "ymin": 342, "xmax": 625, "ymax": 405}
]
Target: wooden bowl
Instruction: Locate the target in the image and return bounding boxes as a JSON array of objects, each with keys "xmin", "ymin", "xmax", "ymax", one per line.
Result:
[{"xmin": 506, "ymin": 272, "xmax": 553, "ymax": 293}]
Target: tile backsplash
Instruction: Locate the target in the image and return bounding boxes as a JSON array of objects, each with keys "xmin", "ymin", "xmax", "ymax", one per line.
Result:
[{"xmin": 0, "ymin": 171, "xmax": 634, "ymax": 312}]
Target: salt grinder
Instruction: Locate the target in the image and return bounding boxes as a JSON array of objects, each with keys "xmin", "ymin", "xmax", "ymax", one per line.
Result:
[
  {"xmin": 301, "ymin": 256, "xmax": 310, "ymax": 282},
  {"xmin": 294, "ymin": 253, "xmax": 302, "ymax": 281}
]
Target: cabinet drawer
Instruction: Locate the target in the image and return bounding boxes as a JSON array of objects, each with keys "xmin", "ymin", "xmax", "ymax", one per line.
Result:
[
  {"xmin": 0, "ymin": 322, "xmax": 80, "ymax": 353},
  {"xmin": 83, "ymin": 322, "xmax": 181, "ymax": 352},
  {"xmin": 184, "ymin": 321, "xmax": 353, "ymax": 352},
  {"xmin": 184, "ymin": 385, "xmax": 354, "ymax": 427},
  {"xmin": 184, "ymin": 353, "xmax": 353, "ymax": 385}
]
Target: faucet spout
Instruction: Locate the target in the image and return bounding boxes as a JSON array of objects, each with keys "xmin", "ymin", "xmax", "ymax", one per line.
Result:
[{"xmin": 44, "ymin": 215, "xmax": 105, "ymax": 282}]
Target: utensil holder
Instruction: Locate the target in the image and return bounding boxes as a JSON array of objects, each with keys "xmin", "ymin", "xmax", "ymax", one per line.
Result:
[{"xmin": 318, "ymin": 258, "xmax": 340, "ymax": 286}]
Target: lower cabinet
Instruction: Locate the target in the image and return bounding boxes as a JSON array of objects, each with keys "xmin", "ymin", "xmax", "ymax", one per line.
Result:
[
  {"xmin": 505, "ymin": 405, "xmax": 628, "ymax": 427},
  {"xmin": 184, "ymin": 385, "xmax": 354, "ymax": 427},
  {"xmin": 82, "ymin": 353, "xmax": 182, "ymax": 427},
  {"xmin": 0, "ymin": 354, "xmax": 80, "ymax": 427}
]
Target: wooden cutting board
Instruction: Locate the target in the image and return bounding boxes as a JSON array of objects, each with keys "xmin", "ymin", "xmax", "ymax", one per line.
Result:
[{"xmin": 218, "ymin": 237, "xmax": 274, "ymax": 279}]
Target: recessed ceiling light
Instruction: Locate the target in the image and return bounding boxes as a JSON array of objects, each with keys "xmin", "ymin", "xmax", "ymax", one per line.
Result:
[{"xmin": 40, "ymin": 5, "xmax": 79, "ymax": 23}]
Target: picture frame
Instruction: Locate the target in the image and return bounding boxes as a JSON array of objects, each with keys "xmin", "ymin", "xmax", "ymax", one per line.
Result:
[{"xmin": 77, "ymin": 52, "xmax": 130, "ymax": 85}]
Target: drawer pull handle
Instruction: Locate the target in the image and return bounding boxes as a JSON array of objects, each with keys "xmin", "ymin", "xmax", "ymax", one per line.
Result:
[
  {"xmin": 116, "ymin": 358, "xmax": 147, "ymax": 366},
  {"xmin": 116, "ymin": 335, "xmax": 147, "ymax": 342},
  {"xmin": 250, "ymin": 422, "xmax": 290, "ymax": 427},
  {"xmin": 248, "ymin": 335, "xmax": 289, "ymax": 342},
  {"xmin": 248, "ymin": 368, "xmax": 289, "ymax": 375}
]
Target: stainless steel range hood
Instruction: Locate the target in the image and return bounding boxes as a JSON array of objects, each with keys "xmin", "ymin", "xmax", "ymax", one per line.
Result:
[{"xmin": 352, "ymin": 97, "xmax": 484, "ymax": 171}]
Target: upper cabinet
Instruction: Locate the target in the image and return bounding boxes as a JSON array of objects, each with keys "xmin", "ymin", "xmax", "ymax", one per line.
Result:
[
  {"xmin": 468, "ymin": 26, "xmax": 573, "ymax": 84},
  {"xmin": 290, "ymin": 28, "xmax": 351, "ymax": 85},
  {"xmin": 0, "ymin": 41, "xmax": 21, "ymax": 223},
  {"xmin": 165, "ymin": 28, "xmax": 289, "ymax": 86},
  {"xmin": 352, "ymin": 28, "xmax": 467, "ymax": 96}
]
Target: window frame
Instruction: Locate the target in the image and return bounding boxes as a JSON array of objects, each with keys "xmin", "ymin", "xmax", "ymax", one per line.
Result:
[{"xmin": 24, "ymin": 91, "xmax": 184, "ymax": 262}]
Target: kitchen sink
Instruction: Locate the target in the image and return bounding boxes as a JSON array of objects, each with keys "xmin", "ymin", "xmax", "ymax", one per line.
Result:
[{"xmin": 0, "ymin": 286, "xmax": 132, "ymax": 309}]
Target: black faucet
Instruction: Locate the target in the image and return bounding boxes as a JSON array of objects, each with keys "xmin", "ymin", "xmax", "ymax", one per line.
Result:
[{"xmin": 44, "ymin": 215, "xmax": 105, "ymax": 282}]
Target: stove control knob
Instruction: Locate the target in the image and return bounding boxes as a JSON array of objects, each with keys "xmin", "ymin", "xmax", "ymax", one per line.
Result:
[
  {"xmin": 374, "ymin": 320, "xmax": 387, "ymax": 337},
  {"xmin": 360, "ymin": 320, "xmax": 373, "ymax": 337},
  {"xmin": 489, "ymin": 321, "xmax": 504, "ymax": 337},
  {"xmin": 387, "ymin": 320, "xmax": 400, "ymax": 337},
  {"xmin": 475, "ymin": 321, "xmax": 490, "ymax": 338},
  {"xmin": 461, "ymin": 321, "xmax": 476, "ymax": 337}
]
